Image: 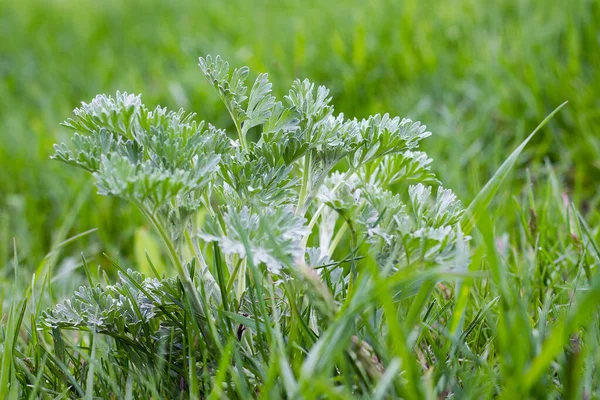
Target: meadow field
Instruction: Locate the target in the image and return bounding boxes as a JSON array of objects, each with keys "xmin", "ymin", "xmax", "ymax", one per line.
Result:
[{"xmin": 1, "ymin": 0, "xmax": 599, "ymax": 398}]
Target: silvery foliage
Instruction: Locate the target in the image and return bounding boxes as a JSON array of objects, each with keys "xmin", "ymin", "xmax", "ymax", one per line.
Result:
[
  {"xmin": 198, "ymin": 205, "xmax": 309, "ymax": 274},
  {"xmin": 52, "ymin": 92, "xmax": 229, "ymax": 223},
  {"xmin": 44, "ymin": 270, "xmax": 182, "ymax": 334},
  {"xmin": 47, "ymin": 55, "xmax": 468, "ymax": 330}
]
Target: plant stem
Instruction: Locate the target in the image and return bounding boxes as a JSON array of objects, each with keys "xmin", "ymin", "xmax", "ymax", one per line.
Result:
[
  {"xmin": 296, "ymin": 152, "xmax": 312, "ymax": 216},
  {"xmin": 327, "ymin": 222, "xmax": 348, "ymax": 258},
  {"xmin": 136, "ymin": 203, "xmax": 204, "ymax": 316},
  {"xmin": 301, "ymin": 168, "xmax": 355, "ymax": 249},
  {"xmin": 184, "ymin": 228, "xmax": 223, "ymax": 304},
  {"xmin": 222, "ymin": 99, "xmax": 248, "ymax": 151}
]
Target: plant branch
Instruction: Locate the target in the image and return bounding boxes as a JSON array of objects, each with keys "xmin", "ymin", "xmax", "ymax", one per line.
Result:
[{"xmin": 136, "ymin": 202, "xmax": 204, "ymax": 317}]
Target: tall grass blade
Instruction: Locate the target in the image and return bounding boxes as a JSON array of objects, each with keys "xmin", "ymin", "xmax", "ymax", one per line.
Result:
[{"xmin": 461, "ymin": 101, "xmax": 568, "ymax": 234}]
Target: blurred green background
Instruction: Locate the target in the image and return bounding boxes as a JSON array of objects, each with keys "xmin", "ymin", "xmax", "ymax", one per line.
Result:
[{"xmin": 1, "ymin": 0, "xmax": 599, "ymax": 284}]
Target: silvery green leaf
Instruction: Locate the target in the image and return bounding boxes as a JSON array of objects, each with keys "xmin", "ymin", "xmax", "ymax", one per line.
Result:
[
  {"xmin": 263, "ymin": 102, "xmax": 300, "ymax": 138},
  {"xmin": 219, "ymin": 153, "xmax": 298, "ymax": 207},
  {"xmin": 44, "ymin": 270, "xmax": 155, "ymax": 332},
  {"xmin": 409, "ymin": 183, "xmax": 464, "ymax": 229},
  {"xmin": 361, "ymin": 151, "xmax": 438, "ymax": 187},
  {"xmin": 51, "ymin": 128, "xmax": 125, "ymax": 173},
  {"xmin": 305, "ymin": 247, "xmax": 331, "ymax": 269},
  {"xmin": 242, "ymin": 73, "xmax": 277, "ymax": 135},
  {"xmin": 62, "ymin": 91, "xmax": 143, "ymax": 140},
  {"xmin": 368, "ymin": 184, "xmax": 468, "ymax": 267},
  {"xmin": 199, "ymin": 55, "xmax": 249, "ymax": 126},
  {"xmin": 94, "ymin": 152, "xmax": 220, "ymax": 210},
  {"xmin": 254, "ymin": 102, "xmax": 303, "ymax": 166},
  {"xmin": 285, "ymin": 79, "xmax": 333, "ymax": 132},
  {"xmin": 199, "ymin": 205, "xmax": 309, "ymax": 274},
  {"xmin": 352, "ymin": 114, "xmax": 431, "ymax": 167}
]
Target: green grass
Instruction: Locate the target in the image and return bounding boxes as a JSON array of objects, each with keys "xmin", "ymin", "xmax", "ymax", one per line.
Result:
[{"xmin": 1, "ymin": 0, "xmax": 600, "ymax": 398}]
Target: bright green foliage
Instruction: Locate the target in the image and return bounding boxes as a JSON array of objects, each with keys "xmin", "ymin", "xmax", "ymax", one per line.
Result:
[{"xmin": 1, "ymin": 1, "xmax": 600, "ymax": 399}]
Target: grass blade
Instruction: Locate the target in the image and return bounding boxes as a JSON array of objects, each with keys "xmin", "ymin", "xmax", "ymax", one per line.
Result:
[{"xmin": 461, "ymin": 101, "xmax": 568, "ymax": 234}]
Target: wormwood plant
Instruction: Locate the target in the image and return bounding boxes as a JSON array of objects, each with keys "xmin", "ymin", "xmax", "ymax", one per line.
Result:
[{"xmin": 42, "ymin": 55, "xmax": 468, "ymax": 398}]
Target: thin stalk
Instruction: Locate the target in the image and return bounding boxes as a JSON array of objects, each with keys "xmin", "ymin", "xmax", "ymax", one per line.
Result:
[
  {"xmin": 184, "ymin": 228, "xmax": 209, "ymax": 271},
  {"xmin": 296, "ymin": 151, "xmax": 312, "ymax": 216},
  {"xmin": 136, "ymin": 203, "xmax": 204, "ymax": 316},
  {"xmin": 327, "ymin": 222, "xmax": 348, "ymax": 258},
  {"xmin": 302, "ymin": 168, "xmax": 355, "ymax": 248},
  {"xmin": 225, "ymin": 257, "xmax": 245, "ymax": 301},
  {"xmin": 184, "ymin": 228, "xmax": 222, "ymax": 306},
  {"xmin": 221, "ymin": 99, "xmax": 248, "ymax": 151},
  {"xmin": 212, "ymin": 242, "xmax": 230, "ymax": 314},
  {"xmin": 347, "ymin": 219, "xmax": 358, "ymax": 283}
]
